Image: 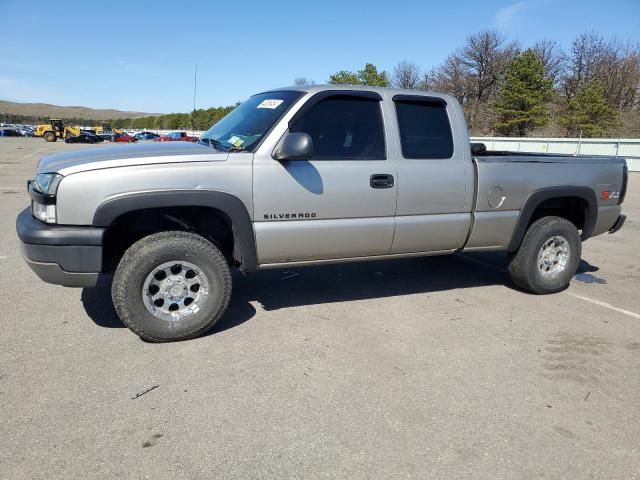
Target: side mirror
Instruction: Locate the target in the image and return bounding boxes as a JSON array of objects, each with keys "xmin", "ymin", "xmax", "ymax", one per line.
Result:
[
  {"xmin": 274, "ymin": 132, "xmax": 313, "ymax": 160},
  {"xmin": 471, "ymin": 142, "xmax": 487, "ymax": 156}
]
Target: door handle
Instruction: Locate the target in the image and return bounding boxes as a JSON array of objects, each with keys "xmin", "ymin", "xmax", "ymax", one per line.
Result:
[{"xmin": 370, "ymin": 174, "xmax": 394, "ymax": 189}]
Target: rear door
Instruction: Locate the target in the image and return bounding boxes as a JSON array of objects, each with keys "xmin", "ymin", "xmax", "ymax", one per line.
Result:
[
  {"xmin": 252, "ymin": 91, "xmax": 397, "ymax": 265},
  {"xmin": 389, "ymin": 95, "xmax": 473, "ymax": 253}
]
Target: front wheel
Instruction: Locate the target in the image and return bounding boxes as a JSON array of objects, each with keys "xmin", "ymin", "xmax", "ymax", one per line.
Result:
[
  {"xmin": 507, "ymin": 216, "xmax": 581, "ymax": 294},
  {"xmin": 111, "ymin": 231, "xmax": 232, "ymax": 342}
]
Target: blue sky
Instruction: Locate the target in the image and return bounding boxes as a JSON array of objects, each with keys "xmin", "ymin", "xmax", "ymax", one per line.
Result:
[{"xmin": 1, "ymin": 0, "xmax": 638, "ymax": 113}]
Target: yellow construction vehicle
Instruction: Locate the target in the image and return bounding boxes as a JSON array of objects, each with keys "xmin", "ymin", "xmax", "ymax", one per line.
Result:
[
  {"xmin": 35, "ymin": 119, "xmax": 64, "ymax": 142},
  {"xmin": 34, "ymin": 119, "xmax": 81, "ymax": 142},
  {"xmin": 93, "ymin": 122, "xmax": 113, "ymax": 134}
]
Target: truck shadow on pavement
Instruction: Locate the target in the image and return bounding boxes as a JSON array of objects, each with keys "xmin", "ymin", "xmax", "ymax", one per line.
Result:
[{"xmin": 82, "ymin": 252, "xmax": 538, "ymax": 336}]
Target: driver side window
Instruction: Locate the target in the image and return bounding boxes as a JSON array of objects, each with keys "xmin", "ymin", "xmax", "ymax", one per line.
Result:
[{"xmin": 289, "ymin": 96, "xmax": 386, "ymax": 160}]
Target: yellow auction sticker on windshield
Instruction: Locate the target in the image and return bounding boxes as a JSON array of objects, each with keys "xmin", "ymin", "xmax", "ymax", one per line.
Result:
[
  {"xmin": 257, "ymin": 99, "xmax": 284, "ymax": 109},
  {"xmin": 228, "ymin": 136, "xmax": 244, "ymax": 147}
]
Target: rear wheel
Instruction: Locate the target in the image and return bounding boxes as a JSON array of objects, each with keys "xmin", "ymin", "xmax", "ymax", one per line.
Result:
[
  {"xmin": 112, "ymin": 231, "xmax": 232, "ymax": 342},
  {"xmin": 43, "ymin": 131, "xmax": 56, "ymax": 142},
  {"xmin": 507, "ymin": 216, "xmax": 581, "ymax": 294}
]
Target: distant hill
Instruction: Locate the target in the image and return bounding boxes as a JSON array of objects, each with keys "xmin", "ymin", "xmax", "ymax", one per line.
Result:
[{"xmin": 0, "ymin": 100, "xmax": 161, "ymax": 120}]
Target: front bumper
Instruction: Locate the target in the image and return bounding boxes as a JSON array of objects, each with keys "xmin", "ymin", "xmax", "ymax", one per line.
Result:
[{"xmin": 16, "ymin": 208, "xmax": 105, "ymax": 287}]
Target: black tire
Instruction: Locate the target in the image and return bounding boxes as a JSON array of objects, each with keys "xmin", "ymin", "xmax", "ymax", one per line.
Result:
[
  {"xmin": 507, "ymin": 216, "xmax": 581, "ymax": 294},
  {"xmin": 111, "ymin": 231, "xmax": 232, "ymax": 342},
  {"xmin": 43, "ymin": 131, "xmax": 57, "ymax": 142}
]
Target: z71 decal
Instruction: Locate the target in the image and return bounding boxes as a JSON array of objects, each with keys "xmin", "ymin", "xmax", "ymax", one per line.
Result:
[{"xmin": 601, "ymin": 190, "xmax": 620, "ymax": 200}]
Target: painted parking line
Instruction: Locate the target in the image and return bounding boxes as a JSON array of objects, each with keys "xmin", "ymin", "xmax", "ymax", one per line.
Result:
[
  {"xmin": 565, "ymin": 292, "xmax": 640, "ymax": 320},
  {"xmin": 456, "ymin": 253, "xmax": 640, "ymax": 319},
  {"xmin": 15, "ymin": 147, "xmax": 48, "ymax": 162}
]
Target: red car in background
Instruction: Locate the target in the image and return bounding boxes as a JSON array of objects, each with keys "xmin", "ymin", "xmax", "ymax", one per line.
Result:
[
  {"xmin": 156, "ymin": 131, "xmax": 198, "ymax": 142},
  {"xmin": 113, "ymin": 132, "xmax": 137, "ymax": 143}
]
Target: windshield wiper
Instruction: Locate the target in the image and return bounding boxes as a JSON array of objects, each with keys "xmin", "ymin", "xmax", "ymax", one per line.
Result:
[{"xmin": 227, "ymin": 145, "xmax": 247, "ymax": 152}]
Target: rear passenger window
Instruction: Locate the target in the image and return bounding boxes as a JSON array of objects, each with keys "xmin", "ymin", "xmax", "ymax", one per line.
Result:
[
  {"xmin": 395, "ymin": 100, "xmax": 454, "ymax": 159},
  {"xmin": 290, "ymin": 96, "xmax": 386, "ymax": 160}
]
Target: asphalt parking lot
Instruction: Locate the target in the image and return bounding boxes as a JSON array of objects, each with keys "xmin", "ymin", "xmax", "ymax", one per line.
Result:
[{"xmin": 1, "ymin": 137, "xmax": 639, "ymax": 479}]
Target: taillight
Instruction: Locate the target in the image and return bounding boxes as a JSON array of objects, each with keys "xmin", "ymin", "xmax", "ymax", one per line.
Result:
[{"xmin": 619, "ymin": 164, "xmax": 628, "ymax": 205}]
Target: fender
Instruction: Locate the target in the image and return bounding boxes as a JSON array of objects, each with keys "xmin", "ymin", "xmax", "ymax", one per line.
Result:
[
  {"xmin": 507, "ymin": 186, "xmax": 598, "ymax": 252},
  {"xmin": 92, "ymin": 190, "xmax": 257, "ymax": 271}
]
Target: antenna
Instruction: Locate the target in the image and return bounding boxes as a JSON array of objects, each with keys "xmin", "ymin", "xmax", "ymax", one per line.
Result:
[
  {"xmin": 193, "ymin": 64, "xmax": 198, "ymax": 112},
  {"xmin": 192, "ymin": 64, "xmax": 198, "ymax": 134}
]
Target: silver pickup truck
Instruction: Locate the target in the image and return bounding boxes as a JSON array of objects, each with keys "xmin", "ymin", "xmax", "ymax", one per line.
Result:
[{"xmin": 16, "ymin": 85, "xmax": 628, "ymax": 341}]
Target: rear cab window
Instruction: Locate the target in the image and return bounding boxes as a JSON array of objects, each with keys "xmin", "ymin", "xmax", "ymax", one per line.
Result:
[{"xmin": 393, "ymin": 95, "xmax": 454, "ymax": 159}]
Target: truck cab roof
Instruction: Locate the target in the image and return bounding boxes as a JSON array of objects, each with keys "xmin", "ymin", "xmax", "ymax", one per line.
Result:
[{"xmin": 262, "ymin": 84, "xmax": 451, "ymax": 101}]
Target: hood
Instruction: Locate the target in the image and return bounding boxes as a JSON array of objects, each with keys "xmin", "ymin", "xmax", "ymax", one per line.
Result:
[{"xmin": 38, "ymin": 141, "xmax": 229, "ymax": 176}]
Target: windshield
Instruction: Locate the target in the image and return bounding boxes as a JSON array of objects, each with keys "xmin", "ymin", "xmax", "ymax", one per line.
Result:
[{"xmin": 199, "ymin": 90, "xmax": 303, "ymax": 152}]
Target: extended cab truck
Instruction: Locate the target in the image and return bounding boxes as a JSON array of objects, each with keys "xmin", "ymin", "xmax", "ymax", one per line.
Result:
[
  {"xmin": 16, "ymin": 86, "xmax": 628, "ymax": 342},
  {"xmin": 156, "ymin": 131, "xmax": 198, "ymax": 142}
]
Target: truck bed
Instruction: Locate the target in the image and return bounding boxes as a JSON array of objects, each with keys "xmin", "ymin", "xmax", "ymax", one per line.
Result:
[
  {"xmin": 463, "ymin": 149, "xmax": 626, "ymax": 252},
  {"xmin": 474, "ymin": 147, "xmax": 627, "ymax": 165}
]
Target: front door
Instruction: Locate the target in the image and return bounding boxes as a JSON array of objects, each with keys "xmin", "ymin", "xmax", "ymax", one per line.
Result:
[{"xmin": 252, "ymin": 91, "xmax": 397, "ymax": 265}]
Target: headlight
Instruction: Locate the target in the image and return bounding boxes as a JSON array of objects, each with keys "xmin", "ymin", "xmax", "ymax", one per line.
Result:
[
  {"xmin": 32, "ymin": 202, "xmax": 57, "ymax": 223},
  {"xmin": 34, "ymin": 173, "xmax": 63, "ymax": 195},
  {"xmin": 31, "ymin": 173, "xmax": 62, "ymax": 223}
]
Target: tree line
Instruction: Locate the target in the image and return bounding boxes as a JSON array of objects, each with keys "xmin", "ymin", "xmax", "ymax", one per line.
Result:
[
  {"xmin": 0, "ymin": 106, "xmax": 237, "ymax": 132},
  {"xmin": 109, "ymin": 105, "xmax": 237, "ymax": 131},
  {"xmin": 298, "ymin": 31, "xmax": 640, "ymax": 137}
]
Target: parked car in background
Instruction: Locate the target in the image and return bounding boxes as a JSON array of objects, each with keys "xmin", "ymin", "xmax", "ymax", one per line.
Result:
[
  {"xmin": 114, "ymin": 132, "xmax": 137, "ymax": 143},
  {"xmin": 0, "ymin": 124, "xmax": 34, "ymax": 136},
  {"xmin": 17, "ymin": 126, "xmax": 35, "ymax": 137},
  {"xmin": 64, "ymin": 131, "xmax": 104, "ymax": 144},
  {"xmin": 134, "ymin": 131, "xmax": 160, "ymax": 141},
  {"xmin": 156, "ymin": 131, "xmax": 198, "ymax": 142},
  {"xmin": 97, "ymin": 132, "xmax": 116, "ymax": 142},
  {"xmin": 0, "ymin": 128, "xmax": 22, "ymax": 137}
]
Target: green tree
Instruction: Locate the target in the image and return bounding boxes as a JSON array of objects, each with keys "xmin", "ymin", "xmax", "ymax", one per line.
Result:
[
  {"xmin": 328, "ymin": 63, "xmax": 390, "ymax": 86},
  {"xmin": 357, "ymin": 63, "xmax": 390, "ymax": 86},
  {"xmin": 493, "ymin": 49, "xmax": 553, "ymax": 136},
  {"xmin": 328, "ymin": 70, "xmax": 360, "ymax": 85},
  {"xmin": 560, "ymin": 80, "xmax": 620, "ymax": 137},
  {"xmin": 154, "ymin": 115, "xmax": 166, "ymax": 129}
]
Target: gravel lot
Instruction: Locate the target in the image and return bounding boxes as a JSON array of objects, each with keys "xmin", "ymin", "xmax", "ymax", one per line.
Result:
[{"xmin": 1, "ymin": 137, "xmax": 639, "ymax": 479}]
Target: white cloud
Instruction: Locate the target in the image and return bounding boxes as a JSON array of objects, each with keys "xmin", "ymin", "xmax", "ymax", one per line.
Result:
[{"xmin": 494, "ymin": 1, "xmax": 528, "ymax": 30}]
